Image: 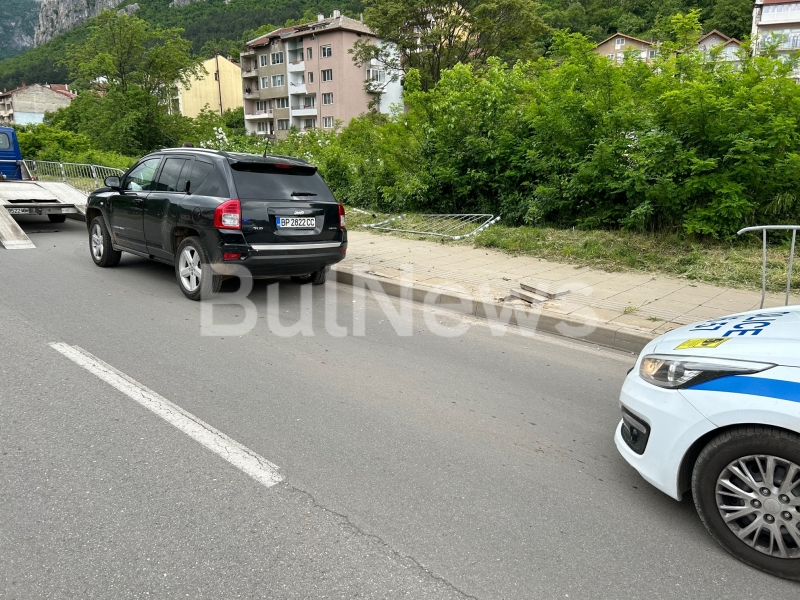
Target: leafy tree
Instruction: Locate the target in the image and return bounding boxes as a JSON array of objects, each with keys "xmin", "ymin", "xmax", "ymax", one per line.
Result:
[
  {"xmin": 705, "ymin": 0, "xmax": 754, "ymax": 41},
  {"xmin": 353, "ymin": 0, "xmax": 549, "ymax": 90}
]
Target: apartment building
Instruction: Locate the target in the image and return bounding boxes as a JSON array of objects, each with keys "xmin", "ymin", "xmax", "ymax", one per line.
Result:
[
  {"xmin": 0, "ymin": 84, "xmax": 75, "ymax": 125},
  {"xmin": 240, "ymin": 11, "xmax": 402, "ymax": 138},
  {"xmin": 594, "ymin": 33, "xmax": 657, "ymax": 63},
  {"xmin": 752, "ymin": 0, "xmax": 800, "ymax": 55}
]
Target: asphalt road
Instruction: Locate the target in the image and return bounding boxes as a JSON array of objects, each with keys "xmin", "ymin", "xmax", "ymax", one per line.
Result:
[{"xmin": 1, "ymin": 217, "xmax": 797, "ymax": 599}]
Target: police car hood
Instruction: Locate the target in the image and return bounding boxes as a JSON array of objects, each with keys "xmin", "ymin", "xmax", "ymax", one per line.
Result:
[{"xmin": 652, "ymin": 306, "xmax": 800, "ymax": 367}]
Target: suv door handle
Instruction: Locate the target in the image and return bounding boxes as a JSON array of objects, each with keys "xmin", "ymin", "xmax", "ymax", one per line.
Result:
[{"xmin": 132, "ymin": 197, "xmax": 144, "ymax": 204}]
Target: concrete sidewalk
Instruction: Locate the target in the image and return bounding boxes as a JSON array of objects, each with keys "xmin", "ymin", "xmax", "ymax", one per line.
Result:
[{"xmin": 333, "ymin": 230, "xmax": 798, "ymax": 349}]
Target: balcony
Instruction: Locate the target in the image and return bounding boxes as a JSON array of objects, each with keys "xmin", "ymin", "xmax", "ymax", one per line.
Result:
[
  {"xmin": 759, "ymin": 5, "xmax": 800, "ymax": 26},
  {"xmin": 288, "ymin": 60, "xmax": 305, "ymax": 73},
  {"xmin": 242, "ymin": 68, "xmax": 258, "ymax": 78},
  {"xmin": 290, "ymin": 105, "xmax": 317, "ymax": 117},
  {"xmin": 241, "ymin": 49, "xmax": 256, "ymax": 57},
  {"xmin": 243, "ymin": 89, "xmax": 260, "ymax": 99},
  {"xmin": 289, "ymin": 82, "xmax": 307, "ymax": 95},
  {"xmin": 245, "ymin": 110, "xmax": 274, "ymax": 120}
]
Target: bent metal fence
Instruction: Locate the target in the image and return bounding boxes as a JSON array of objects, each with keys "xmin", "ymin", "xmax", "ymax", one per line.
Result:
[
  {"xmin": 363, "ymin": 213, "xmax": 501, "ymax": 241},
  {"xmin": 23, "ymin": 160, "xmax": 125, "ymax": 195},
  {"xmin": 738, "ymin": 225, "xmax": 799, "ymax": 308}
]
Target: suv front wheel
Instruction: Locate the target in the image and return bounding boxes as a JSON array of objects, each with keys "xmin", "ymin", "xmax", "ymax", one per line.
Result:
[{"xmin": 175, "ymin": 237, "xmax": 222, "ymax": 301}]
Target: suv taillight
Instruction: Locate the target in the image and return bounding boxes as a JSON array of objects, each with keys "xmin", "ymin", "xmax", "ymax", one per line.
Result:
[
  {"xmin": 214, "ymin": 199, "xmax": 241, "ymax": 229},
  {"xmin": 338, "ymin": 203, "xmax": 345, "ymax": 228}
]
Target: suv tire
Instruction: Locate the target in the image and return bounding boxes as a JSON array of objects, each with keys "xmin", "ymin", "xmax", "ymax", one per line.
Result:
[
  {"xmin": 310, "ymin": 268, "xmax": 328, "ymax": 285},
  {"xmin": 692, "ymin": 425, "xmax": 800, "ymax": 581},
  {"xmin": 89, "ymin": 216, "xmax": 122, "ymax": 267},
  {"xmin": 175, "ymin": 236, "xmax": 222, "ymax": 301}
]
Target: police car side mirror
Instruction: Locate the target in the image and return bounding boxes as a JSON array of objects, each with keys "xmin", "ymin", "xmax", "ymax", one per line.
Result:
[{"xmin": 104, "ymin": 176, "xmax": 121, "ymax": 189}]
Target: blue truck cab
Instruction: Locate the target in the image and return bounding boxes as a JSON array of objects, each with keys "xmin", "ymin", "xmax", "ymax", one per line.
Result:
[{"xmin": 0, "ymin": 126, "xmax": 23, "ymax": 180}]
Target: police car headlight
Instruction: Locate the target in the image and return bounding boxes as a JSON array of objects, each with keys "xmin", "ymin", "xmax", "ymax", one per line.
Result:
[{"xmin": 639, "ymin": 355, "xmax": 774, "ymax": 389}]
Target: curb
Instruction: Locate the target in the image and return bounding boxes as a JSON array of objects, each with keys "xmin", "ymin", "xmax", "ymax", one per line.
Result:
[{"xmin": 331, "ymin": 266, "xmax": 655, "ymax": 354}]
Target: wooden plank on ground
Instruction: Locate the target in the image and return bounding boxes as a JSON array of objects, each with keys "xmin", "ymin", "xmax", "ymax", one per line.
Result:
[{"xmin": 0, "ymin": 205, "xmax": 35, "ymax": 249}]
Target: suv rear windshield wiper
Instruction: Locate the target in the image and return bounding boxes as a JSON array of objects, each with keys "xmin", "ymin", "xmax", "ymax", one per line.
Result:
[{"xmin": 291, "ymin": 191, "xmax": 318, "ymax": 196}]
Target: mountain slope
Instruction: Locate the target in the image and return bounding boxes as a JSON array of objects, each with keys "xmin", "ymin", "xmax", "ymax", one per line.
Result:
[
  {"xmin": 0, "ymin": 0, "xmax": 42, "ymax": 62},
  {"xmin": 35, "ymin": 0, "xmax": 125, "ymax": 46}
]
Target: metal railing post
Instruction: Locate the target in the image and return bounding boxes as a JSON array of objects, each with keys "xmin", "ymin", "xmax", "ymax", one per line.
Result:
[
  {"xmin": 59, "ymin": 162, "xmax": 66, "ymax": 183},
  {"xmin": 787, "ymin": 230, "xmax": 797, "ymax": 307},
  {"xmin": 90, "ymin": 164, "xmax": 99, "ymax": 189},
  {"xmin": 738, "ymin": 225, "xmax": 800, "ymax": 308}
]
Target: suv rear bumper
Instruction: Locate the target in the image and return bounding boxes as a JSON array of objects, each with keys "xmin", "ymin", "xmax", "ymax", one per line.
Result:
[{"xmin": 218, "ymin": 237, "xmax": 347, "ymax": 277}]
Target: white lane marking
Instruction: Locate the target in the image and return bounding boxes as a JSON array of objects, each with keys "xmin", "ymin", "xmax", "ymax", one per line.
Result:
[{"xmin": 49, "ymin": 342, "xmax": 284, "ymax": 488}]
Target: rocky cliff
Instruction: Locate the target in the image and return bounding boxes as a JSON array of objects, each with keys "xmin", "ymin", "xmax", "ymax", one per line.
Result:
[
  {"xmin": 34, "ymin": 0, "xmax": 125, "ymax": 46},
  {"xmin": 0, "ymin": 0, "xmax": 42, "ymax": 61}
]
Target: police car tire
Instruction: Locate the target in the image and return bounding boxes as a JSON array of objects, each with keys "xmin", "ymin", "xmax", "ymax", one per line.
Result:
[{"xmin": 692, "ymin": 426, "xmax": 800, "ymax": 581}]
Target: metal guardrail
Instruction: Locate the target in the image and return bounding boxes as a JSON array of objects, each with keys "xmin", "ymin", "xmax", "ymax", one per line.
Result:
[
  {"xmin": 737, "ymin": 225, "xmax": 799, "ymax": 308},
  {"xmin": 23, "ymin": 160, "xmax": 125, "ymax": 195}
]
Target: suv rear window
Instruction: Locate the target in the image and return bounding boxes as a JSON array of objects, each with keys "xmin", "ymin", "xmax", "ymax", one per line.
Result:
[
  {"xmin": 0, "ymin": 133, "xmax": 11, "ymax": 151},
  {"xmin": 230, "ymin": 162, "xmax": 335, "ymax": 200}
]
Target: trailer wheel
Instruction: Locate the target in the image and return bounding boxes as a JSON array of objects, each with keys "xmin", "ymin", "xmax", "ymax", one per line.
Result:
[
  {"xmin": 48, "ymin": 214, "xmax": 67, "ymax": 223},
  {"xmin": 89, "ymin": 217, "xmax": 122, "ymax": 267}
]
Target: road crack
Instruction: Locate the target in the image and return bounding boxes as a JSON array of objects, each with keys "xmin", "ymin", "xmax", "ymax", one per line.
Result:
[{"xmin": 282, "ymin": 481, "xmax": 480, "ymax": 600}]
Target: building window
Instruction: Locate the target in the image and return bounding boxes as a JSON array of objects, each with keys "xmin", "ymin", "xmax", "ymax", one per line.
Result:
[
  {"xmin": 616, "ymin": 37, "xmax": 625, "ymax": 46},
  {"xmin": 649, "ymin": 50, "xmax": 657, "ymax": 58},
  {"xmin": 271, "ymin": 52, "xmax": 284, "ymax": 65},
  {"xmin": 277, "ymin": 119, "xmax": 290, "ymax": 130},
  {"xmin": 260, "ymin": 54, "xmax": 268, "ymax": 67},
  {"xmin": 322, "ymin": 69, "xmax": 333, "ymax": 81},
  {"xmin": 214, "ymin": 72, "xmax": 219, "ymax": 81},
  {"xmin": 321, "ymin": 45, "xmax": 332, "ymax": 58},
  {"xmin": 257, "ymin": 121, "xmax": 271, "ymax": 133},
  {"xmin": 366, "ymin": 68, "xmax": 385, "ymax": 83},
  {"xmin": 308, "ymin": 72, "xmax": 314, "ymax": 83},
  {"xmin": 256, "ymin": 100, "xmax": 269, "ymax": 111},
  {"xmin": 276, "ymin": 97, "xmax": 289, "ymax": 108},
  {"xmin": 261, "ymin": 77, "xmax": 269, "ymax": 89},
  {"xmin": 323, "ymin": 116, "xmax": 333, "ymax": 129},
  {"xmin": 303, "ymin": 118, "xmax": 316, "ymax": 130},
  {"xmin": 322, "ymin": 92, "xmax": 333, "ymax": 105},
  {"xmin": 301, "ymin": 96, "xmax": 315, "ymax": 108},
  {"xmin": 605, "ymin": 53, "xmax": 615, "ymax": 59},
  {"xmin": 307, "ymin": 47, "xmax": 313, "ymax": 60},
  {"xmin": 272, "ymin": 74, "xmax": 285, "ymax": 87}
]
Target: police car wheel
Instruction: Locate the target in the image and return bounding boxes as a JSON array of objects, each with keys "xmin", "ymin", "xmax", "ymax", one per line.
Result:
[{"xmin": 693, "ymin": 426, "xmax": 800, "ymax": 581}]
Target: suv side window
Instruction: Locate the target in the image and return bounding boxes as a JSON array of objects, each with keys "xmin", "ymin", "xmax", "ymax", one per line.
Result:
[
  {"xmin": 124, "ymin": 157, "xmax": 161, "ymax": 191},
  {"xmin": 192, "ymin": 160, "xmax": 230, "ymax": 198},
  {"xmin": 0, "ymin": 133, "xmax": 10, "ymax": 150},
  {"xmin": 154, "ymin": 157, "xmax": 191, "ymax": 192}
]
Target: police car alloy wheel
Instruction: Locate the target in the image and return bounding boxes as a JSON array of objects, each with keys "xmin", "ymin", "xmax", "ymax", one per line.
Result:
[{"xmin": 692, "ymin": 426, "xmax": 800, "ymax": 581}]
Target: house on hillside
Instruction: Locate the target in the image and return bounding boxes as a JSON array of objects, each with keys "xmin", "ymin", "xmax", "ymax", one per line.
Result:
[
  {"xmin": 593, "ymin": 33, "xmax": 657, "ymax": 63},
  {"xmin": 172, "ymin": 55, "xmax": 244, "ymax": 118},
  {"xmin": 240, "ymin": 11, "xmax": 403, "ymax": 139},
  {"xmin": 0, "ymin": 83, "xmax": 75, "ymax": 125},
  {"xmin": 694, "ymin": 30, "xmax": 742, "ymax": 64}
]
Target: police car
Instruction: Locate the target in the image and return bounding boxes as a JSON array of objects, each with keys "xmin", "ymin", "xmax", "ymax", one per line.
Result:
[{"xmin": 616, "ymin": 307, "xmax": 800, "ymax": 580}]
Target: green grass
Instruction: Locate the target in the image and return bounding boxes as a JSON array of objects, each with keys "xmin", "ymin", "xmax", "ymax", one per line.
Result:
[
  {"xmin": 474, "ymin": 225, "xmax": 799, "ymax": 293},
  {"xmin": 345, "ymin": 207, "xmax": 799, "ymax": 294}
]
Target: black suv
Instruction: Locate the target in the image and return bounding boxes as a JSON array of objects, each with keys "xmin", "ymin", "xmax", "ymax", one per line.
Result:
[{"xmin": 85, "ymin": 149, "xmax": 347, "ymax": 300}]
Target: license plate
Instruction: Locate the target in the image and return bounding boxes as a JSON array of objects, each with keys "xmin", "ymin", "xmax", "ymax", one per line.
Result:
[
  {"xmin": 7, "ymin": 207, "xmax": 29, "ymax": 214},
  {"xmin": 277, "ymin": 217, "xmax": 315, "ymax": 228}
]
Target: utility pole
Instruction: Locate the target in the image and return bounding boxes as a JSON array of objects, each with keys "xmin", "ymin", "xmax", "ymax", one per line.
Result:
[{"xmin": 215, "ymin": 54, "xmax": 223, "ymax": 116}]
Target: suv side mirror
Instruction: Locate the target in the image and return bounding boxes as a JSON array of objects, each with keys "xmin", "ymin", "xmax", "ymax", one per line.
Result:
[{"xmin": 104, "ymin": 176, "xmax": 121, "ymax": 189}]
